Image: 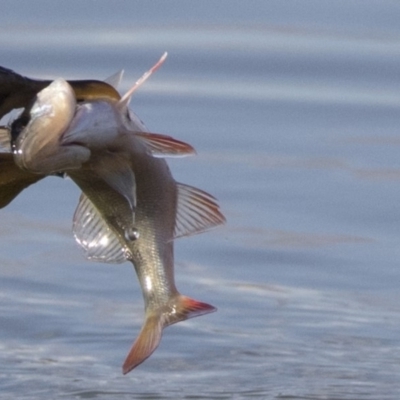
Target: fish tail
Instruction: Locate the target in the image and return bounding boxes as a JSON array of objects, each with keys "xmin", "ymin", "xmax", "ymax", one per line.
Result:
[
  {"xmin": 122, "ymin": 295, "xmax": 216, "ymax": 374},
  {"xmin": 169, "ymin": 295, "xmax": 217, "ymax": 325},
  {"xmin": 122, "ymin": 313, "xmax": 162, "ymax": 375}
]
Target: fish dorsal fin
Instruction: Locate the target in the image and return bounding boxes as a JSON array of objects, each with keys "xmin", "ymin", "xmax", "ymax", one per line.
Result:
[
  {"xmin": 73, "ymin": 193, "xmax": 127, "ymax": 263},
  {"xmin": 117, "ymin": 52, "xmax": 168, "ymax": 112},
  {"xmin": 104, "ymin": 69, "xmax": 124, "ymax": 90},
  {"xmin": 0, "ymin": 126, "xmax": 11, "ymax": 152},
  {"xmin": 134, "ymin": 132, "xmax": 196, "ymax": 158},
  {"xmin": 174, "ymin": 183, "xmax": 226, "ymax": 239},
  {"xmin": 94, "ymin": 154, "xmax": 136, "ymax": 212}
]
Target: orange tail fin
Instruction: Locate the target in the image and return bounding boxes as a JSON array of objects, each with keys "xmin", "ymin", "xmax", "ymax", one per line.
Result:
[{"xmin": 122, "ymin": 295, "xmax": 216, "ymax": 374}]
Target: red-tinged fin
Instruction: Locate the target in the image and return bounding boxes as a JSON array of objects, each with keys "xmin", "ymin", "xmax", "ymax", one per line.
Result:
[
  {"xmin": 134, "ymin": 132, "xmax": 196, "ymax": 158},
  {"xmin": 170, "ymin": 295, "xmax": 217, "ymax": 324},
  {"xmin": 174, "ymin": 183, "xmax": 226, "ymax": 239},
  {"xmin": 122, "ymin": 314, "xmax": 163, "ymax": 374},
  {"xmin": 118, "ymin": 52, "xmax": 168, "ymax": 111},
  {"xmin": 122, "ymin": 295, "xmax": 216, "ymax": 374}
]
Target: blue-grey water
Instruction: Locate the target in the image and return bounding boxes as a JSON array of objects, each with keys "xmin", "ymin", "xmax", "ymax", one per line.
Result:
[{"xmin": 1, "ymin": 1, "xmax": 400, "ymax": 399}]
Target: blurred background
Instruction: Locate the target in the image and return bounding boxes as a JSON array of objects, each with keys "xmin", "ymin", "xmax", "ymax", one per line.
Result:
[{"xmin": 1, "ymin": 1, "xmax": 400, "ymax": 399}]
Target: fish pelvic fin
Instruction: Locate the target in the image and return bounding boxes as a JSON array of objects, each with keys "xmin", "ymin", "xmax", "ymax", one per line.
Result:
[{"xmin": 122, "ymin": 295, "xmax": 216, "ymax": 375}]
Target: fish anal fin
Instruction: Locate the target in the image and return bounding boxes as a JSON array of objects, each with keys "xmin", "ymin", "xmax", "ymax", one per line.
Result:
[
  {"xmin": 174, "ymin": 183, "xmax": 226, "ymax": 239},
  {"xmin": 122, "ymin": 295, "xmax": 215, "ymax": 374},
  {"xmin": 135, "ymin": 132, "xmax": 196, "ymax": 158}
]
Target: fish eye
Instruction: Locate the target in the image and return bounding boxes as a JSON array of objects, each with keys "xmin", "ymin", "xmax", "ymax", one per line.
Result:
[{"xmin": 125, "ymin": 227, "xmax": 140, "ymax": 241}]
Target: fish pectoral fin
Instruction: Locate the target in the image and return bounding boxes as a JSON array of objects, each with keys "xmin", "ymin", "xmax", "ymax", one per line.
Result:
[
  {"xmin": 104, "ymin": 69, "xmax": 124, "ymax": 90},
  {"xmin": 174, "ymin": 183, "xmax": 226, "ymax": 239},
  {"xmin": 0, "ymin": 126, "xmax": 11, "ymax": 152},
  {"xmin": 134, "ymin": 132, "xmax": 196, "ymax": 158},
  {"xmin": 122, "ymin": 296, "xmax": 216, "ymax": 374},
  {"xmin": 73, "ymin": 193, "xmax": 127, "ymax": 263}
]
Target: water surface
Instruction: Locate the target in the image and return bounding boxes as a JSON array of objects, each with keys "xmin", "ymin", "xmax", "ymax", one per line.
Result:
[{"xmin": 1, "ymin": 1, "xmax": 400, "ymax": 399}]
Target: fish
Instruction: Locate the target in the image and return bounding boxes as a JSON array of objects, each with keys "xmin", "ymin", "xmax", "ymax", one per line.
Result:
[
  {"xmin": 0, "ymin": 65, "xmax": 123, "ymax": 208},
  {"xmin": 11, "ymin": 54, "xmax": 226, "ymax": 374}
]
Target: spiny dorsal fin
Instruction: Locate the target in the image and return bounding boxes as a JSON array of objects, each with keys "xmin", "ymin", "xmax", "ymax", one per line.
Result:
[
  {"xmin": 135, "ymin": 132, "xmax": 196, "ymax": 158},
  {"xmin": 174, "ymin": 183, "xmax": 226, "ymax": 239},
  {"xmin": 73, "ymin": 193, "xmax": 127, "ymax": 263}
]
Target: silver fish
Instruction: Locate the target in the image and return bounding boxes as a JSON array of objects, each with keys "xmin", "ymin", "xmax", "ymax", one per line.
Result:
[{"xmin": 12, "ymin": 54, "xmax": 226, "ymax": 374}]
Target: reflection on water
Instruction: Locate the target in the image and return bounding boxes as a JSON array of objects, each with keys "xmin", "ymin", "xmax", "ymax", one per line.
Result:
[
  {"xmin": 1, "ymin": 1, "xmax": 400, "ymax": 399},
  {"xmin": 232, "ymin": 226, "xmax": 374, "ymax": 249}
]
